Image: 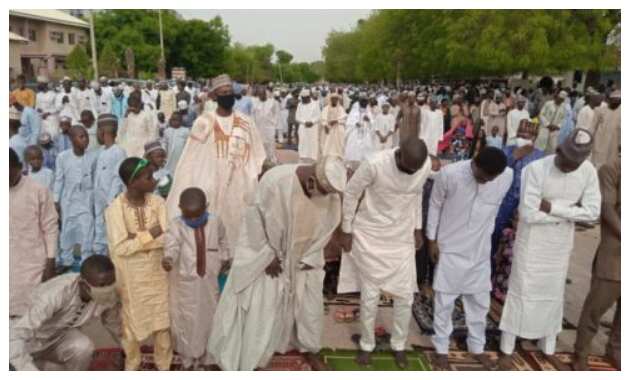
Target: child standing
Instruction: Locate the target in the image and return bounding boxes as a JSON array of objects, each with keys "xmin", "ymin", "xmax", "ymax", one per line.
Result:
[
  {"xmin": 80, "ymin": 110, "xmax": 100, "ymax": 153},
  {"xmin": 93, "ymin": 114, "xmax": 127, "ymax": 256},
  {"xmin": 144, "ymin": 140, "xmax": 172, "ymax": 198},
  {"xmin": 162, "ymin": 112, "xmax": 189, "ymax": 174},
  {"xmin": 54, "ymin": 117, "xmax": 73, "ymax": 153},
  {"xmin": 105, "ymin": 157, "xmax": 172, "ymax": 371},
  {"xmin": 25, "ymin": 145, "xmax": 54, "ymax": 192},
  {"xmin": 486, "ymin": 126, "xmax": 504, "ymax": 150},
  {"xmin": 162, "ymin": 187, "xmax": 229, "ymax": 370},
  {"xmin": 53, "ymin": 125, "xmax": 98, "ymax": 272}
]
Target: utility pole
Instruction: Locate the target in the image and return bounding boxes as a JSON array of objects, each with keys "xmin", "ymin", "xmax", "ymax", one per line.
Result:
[
  {"xmin": 159, "ymin": 10, "xmax": 165, "ymax": 61},
  {"xmin": 89, "ymin": 11, "xmax": 98, "ymax": 80},
  {"xmin": 158, "ymin": 10, "xmax": 166, "ymax": 80}
]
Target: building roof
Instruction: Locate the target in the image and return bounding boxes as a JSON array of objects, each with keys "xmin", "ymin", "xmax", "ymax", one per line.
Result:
[
  {"xmin": 9, "ymin": 31, "xmax": 29, "ymax": 43},
  {"xmin": 9, "ymin": 9, "xmax": 89, "ymax": 29}
]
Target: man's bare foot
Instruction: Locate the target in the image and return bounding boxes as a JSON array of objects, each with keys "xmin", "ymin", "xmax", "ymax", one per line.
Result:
[
  {"xmin": 304, "ymin": 352, "xmax": 330, "ymax": 371},
  {"xmin": 545, "ymin": 354, "xmax": 571, "ymax": 371},
  {"xmin": 393, "ymin": 350, "xmax": 408, "ymax": 369},
  {"xmin": 432, "ymin": 354, "xmax": 449, "ymax": 370},
  {"xmin": 497, "ymin": 354, "xmax": 514, "ymax": 371},
  {"xmin": 572, "ymin": 355, "xmax": 589, "ymax": 371},
  {"xmin": 355, "ymin": 350, "xmax": 372, "ymax": 366},
  {"xmin": 473, "ymin": 353, "xmax": 496, "ymax": 370}
]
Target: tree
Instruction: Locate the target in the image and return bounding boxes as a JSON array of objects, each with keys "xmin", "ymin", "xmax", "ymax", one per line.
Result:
[
  {"xmin": 275, "ymin": 50, "xmax": 293, "ymax": 65},
  {"xmin": 66, "ymin": 44, "xmax": 92, "ymax": 80},
  {"xmin": 98, "ymin": 43, "xmax": 121, "ymax": 77}
]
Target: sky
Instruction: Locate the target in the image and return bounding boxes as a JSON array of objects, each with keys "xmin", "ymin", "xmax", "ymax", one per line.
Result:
[{"xmin": 177, "ymin": 9, "xmax": 372, "ymax": 62}]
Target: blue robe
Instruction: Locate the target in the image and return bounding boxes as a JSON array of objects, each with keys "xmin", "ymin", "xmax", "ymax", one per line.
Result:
[
  {"xmin": 53, "ymin": 149, "xmax": 98, "ymax": 266},
  {"xmin": 163, "ymin": 127, "xmax": 190, "ymax": 174},
  {"xmin": 54, "ymin": 133, "xmax": 72, "ymax": 153},
  {"xmin": 93, "ymin": 145, "xmax": 127, "ymax": 255},
  {"xmin": 19, "ymin": 107, "xmax": 42, "ymax": 145},
  {"xmin": 490, "ymin": 145, "xmax": 545, "ymax": 267},
  {"xmin": 29, "ymin": 168, "xmax": 55, "ymax": 192}
]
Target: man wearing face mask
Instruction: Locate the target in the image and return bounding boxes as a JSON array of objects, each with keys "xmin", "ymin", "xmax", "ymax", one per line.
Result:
[
  {"xmin": 296, "ymin": 88, "xmax": 322, "ymax": 162},
  {"xmin": 497, "ymin": 128, "xmax": 601, "ymax": 370},
  {"xmin": 338, "ymin": 138, "xmax": 432, "ymax": 369},
  {"xmin": 426, "ymin": 147, "xmax": 513, "ymax": 370},
  {"xmin": 588, "ymin": 90, "xmax": 620, "ymax": 168},
  {"xmin": 166, "ymin": 74, "xmax": 266, "ymax": 253},
  {"xmin": 209, "ymin": 156, "xmax": 347, "ymax": 371},
  {"xmin": 10, "ymin": 255, "xmax": 122, "ymax": 371}
]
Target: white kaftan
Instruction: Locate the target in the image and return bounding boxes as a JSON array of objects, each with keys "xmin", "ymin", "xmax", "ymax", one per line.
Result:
[
  {"xmin": 319, "ymin": 104, "xmax": 347, "ymax": 158},
  {"xmin": 296, "ymin": 101, "xmax": 321, "ymax": 161},
  {"xmin": 117, "ymin": 110, "xmax": 159, "ymax": 158},
  {"xmin": 344, "ymin": 107, "xmax": 375, "ymax": 162},
  {"xmin": 499, "ymin": 156, "xmax": 601, "ymax": 339}
]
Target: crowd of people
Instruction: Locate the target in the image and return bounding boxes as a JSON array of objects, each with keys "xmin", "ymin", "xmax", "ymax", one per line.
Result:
[{"xmin": 8, "ymin": 71, "xmax": 620, "ymax": 371}]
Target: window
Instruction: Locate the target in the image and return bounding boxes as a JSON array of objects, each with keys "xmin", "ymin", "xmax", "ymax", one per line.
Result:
[
  {"xmin": 29, "ymin": 29, "xmax": 36, "ymax": 42},
  {"xmin": 49, "ymin": 31, "xmax": 64, "ymax": 44},
  {"xmin": 68, "ymin": 33, "xmax": 75, "ymax": 45},
  {"xmin": 78, "ymin": 34, "xmax": 87, "ymax": 44}
]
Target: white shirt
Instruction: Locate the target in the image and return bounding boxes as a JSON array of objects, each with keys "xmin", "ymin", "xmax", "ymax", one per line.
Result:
[
  {"xmin": 427, "ymin": 160, "xmax": 513, "ymax": 294},
  {"xmin": 36, "ymin": 91, "xmax": 57, "ymax": 115},
  {"xmin": 576, "ymin": 105, "xmax": 596, "ymax": 130},
  {"xmin": 419, "ymin": 108, "xmax": 444, "ymax": 156},
  {"xmin": 252, "ymin": 98, "xmax": 279, "ymax": 142}
]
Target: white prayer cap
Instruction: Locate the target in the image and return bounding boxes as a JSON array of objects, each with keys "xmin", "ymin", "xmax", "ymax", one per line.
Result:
[
  {"xmin": 144, "ymin": 140, "xmax": 166, "ymax": 157},
  {"xmin": 177, "ymin": 100, "xmax": 189, "ymax": 111},
  {"xmin": 358, "ymin": 92, "xmax": 368, "ymax": 99},
  {"xmin": 300, "ymin": 88, "xmax": 311, "ymax": 97},
  {"xmin": 558, "ymin": 90, "xmax": 568, "ymax": 99},
  {"xmin": 99, "ymin": 76, "xmax": 108, "ymax": 81},
  {"xmin": 610, "ymin": 89, "xmax": 621, "ymax": 99},
  {"xmin": 59, "ymin": 116, "xmax": 72, "ymax": 123},
  {"xmin": 210, "ymin": 74, "xmax": 233, "ymax": 92},
  {"xmin": 62, "ymin": 76, "xmax": 71, "ymax": 82},
  {"xmin": 273, "ymin": 90, "xmax": 280, "ymax": 97},
  {"xmin": 315, "ymin": 156, "xmax": 347, "ymax": 194},
  {"xmin": 37, "ymin": 132, "xmax": 52, "ymax": 144},
  {"xmin": 9, "ymin": 106, "xmax": 21, "ymax": 121},
  {"xmin": 90, "ymin": 81, "xmax": 100, "ymax": 90},
  {"xmin": 36, "ymin": 75, "xmax": 48, "ymax": 83}
]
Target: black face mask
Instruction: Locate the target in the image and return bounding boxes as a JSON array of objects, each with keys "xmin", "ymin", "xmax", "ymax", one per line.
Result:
[
  {"xmin": 234, "ymin": 94, "xmax": 242, "ymax": 100},
  {"xmin": 217, "ymin": 94, "xmax": 236, "ymax": 110},
  {"xmin": 359, "ymin": 100, "xmax": 369, "ymax": 108}
]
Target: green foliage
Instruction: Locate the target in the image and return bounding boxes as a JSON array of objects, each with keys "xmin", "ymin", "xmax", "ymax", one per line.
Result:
[
  {"xmin": 66, "ymin": 44, "xmax": 92, "ymax": 80},
  {"xmin": 275, "ymin": 50, "xmax": 293, "ymax": 65},
  {"xmin": 98, "ymin": 43, "xmax": 121, "ymax": 78},
  {"xmin": 93, "ymin": 10, "xmax": 230, "ymax": 79},
  {"xmin": 322, "ymin": 9, "xmax": 620, "ymax": 82}
]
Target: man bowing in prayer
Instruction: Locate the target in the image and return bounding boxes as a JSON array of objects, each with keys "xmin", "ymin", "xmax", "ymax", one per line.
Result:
[
  {"xmin": 208, "ymin": 156, "xmax": 347, "ymax": 371},
  {"xmin": 338, "ymin": 138, "xmax": 432, "ymax": 369},
  {"xmin": 166, "ymin": 74, "xmax": 266, "ymax": 252},
  {"xmin": 426, "ymin": 147, "xmax": 513, "ymax": 370},
  {"xmin": 497, "ymin": 128, "xmax": 601, "ymax": 370}
]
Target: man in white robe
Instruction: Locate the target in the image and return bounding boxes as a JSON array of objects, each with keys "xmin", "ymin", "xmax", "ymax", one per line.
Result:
[
  {"xmin": 90, "ymin": 81, "xmax": 113, "ymax": 117},
  {"xmin": 296, "ymin": 89, "xmax": 321, "ymax": 162},
  {"xmin": 419, "ymin": 98, "xmax": 444, "ymax": 156},
  {"xmin": 506, "ymin": 96, "xmax": 530, "ymax": 146},
  {"xmin": 426, "ymin": 147, "xmax": 513, "ymax": 370},
  {"xmin": 166, "ymin": 74, "xmax": 266, "ymax": 252},
  {"xmin": 319, "ymin": 93, "xmax": 347, "ymax": 158},
  {"xmin": 338, "ymin": 138, "xmax": 431, "ymax": 368},
  {"xmin": 117, "ymin": 94, "xmax": 158, "ymax": 157},
  {"xmin": 74, "ymin": 79, "xmax": 95, "ymax": 116},
  {"xmin": 497, "ymin": 128, "xmax": 601, "ymax": 370},
  {"xmin": 35, "ymin": 78, "xmax": 61, "ymax": 139},
  {"xmin": 157, "ymin": 81, "xmax": 177, "ymax": 121},
  {"xmin": 56, "ymin": 79, "xmax": 79, "ymax": 124},
  {"xmin": 575, "ymin": 93, "xmax": 601, "ymax": 131},
  {"xmin": 345, "ymin": 94, "xmax": 375, "ymax": 162},
  {"xmin": 373, "ymin": 103, "xmax": 396, "ymax": 151},
  {"xmin": 208, "ymin": 157, "xmax": 347, "ymax": 371},
  {"xmin": 252, "ymin": 86, "xmax": 280, "ymax": 163},
  {"xmin": 537, "ymin": 91, "xmax": 567, "ymax": 155}
]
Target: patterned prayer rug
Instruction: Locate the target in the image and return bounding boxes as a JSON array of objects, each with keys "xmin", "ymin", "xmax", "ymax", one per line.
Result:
[
  {"xmin": 521, "ymin": 351, "xmax": 618, "ymax": 371},
  {"xmin": 420, "ymin": 347, "xmax": 534, "ymax": 371}
]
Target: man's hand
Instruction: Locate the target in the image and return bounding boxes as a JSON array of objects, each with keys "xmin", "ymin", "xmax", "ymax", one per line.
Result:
[
  {"xmin": 414, "ymin": 229, "xmax": 424, "ymax": 250},
  {"xmin": 62, "ymin": 96, "xmax": 69, "ymax": 104},
  {"xmin": 161, "ymin": 257, "xmax": 173, "ymax": 272},
  {"xmin": 220, "ymin": 259, "xmax": 232, "ymax": 274},
  {"xmin": 330, "ymin": 120, "xmax": 338, "ymax": 126},
  {"xmin": 355, "ymin": 122, "xmax": 361, "ymax": 127},
  {"xmin": 427, "ymin": 240, "xmax": 440, "ymax": 263},
  {"xmin": 324, "ymin": 126, "xmax": 330, "ymax": 134},
  {"xmin": 149, "ymin": 225, "xmax": 163, "ymax": 239},
  {"xmin": 430, "ymin": 155, "xmax": 441, "ymax": 172},
  {"xmin": 539, "ymin": 199, "xmax": 552, "ymax": 214},
  {"xmin": 42, "ymin": 258, "xmax": 56, "ymax": 282},
  {"xmin": 305, "ymin": 121, "xmax": 313, "ymax": 128},
  {"xmin": 548, "ymin": 125, "xmax": 560, "ymax": 132},
  {"xmin": 363, "ymin": 116, "xmax": 370, "ymax": 122},
  {"xmin": 339, "ymin": 231, "xmax": 353, "ymax": 252},
  {"xmin": 265, "ymin": 257, "xmax": 283, "ymax": 278},
  {"xmin": 42, "ymin": 112, "xmax": 50, "ymax": 119}
]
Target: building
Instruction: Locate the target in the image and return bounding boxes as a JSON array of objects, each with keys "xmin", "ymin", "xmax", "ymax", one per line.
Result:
[
  {"xmin": 9, "ymin": 9, "xmax": 90, "ymax": 80},
  {"xmin": 9, "ymin": 32, "xmax": 29, "ymax": 79}
]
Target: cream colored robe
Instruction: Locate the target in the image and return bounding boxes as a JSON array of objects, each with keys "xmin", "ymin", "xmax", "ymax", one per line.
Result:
[
  {"xmin": 208, "ymin": 165, "xmax": 341, "ymax": 370},
  {"xmin": 117, "ymin": 110, "xmax": 159, "ymax": 158},
  {"xmin": 105, "ymin": 193, "xmax": 170, "ymax": 341},
  {"xmin": 320, "ymin": 104, "xmax": 347, "ymax": 158},
  {"xmin": 166, "ymin": 110, "xmax": 266, "ymax": 251}
]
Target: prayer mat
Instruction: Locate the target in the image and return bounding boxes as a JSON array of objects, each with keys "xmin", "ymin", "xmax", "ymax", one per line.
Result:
[
  {"xmin": 320, "ymin": 349, "xmax": 431, "ymax": 371},
  {"xmin": 89, "ymin": 347, "xmax": 312, "ymax": 371},
  {"xmin": 521, "ymin": 351, "xmax": 619, "ymax": 371},
  {"xmin": 418, "ymin": 347, "xmax": 534, "ymax": 371},
  {"xmin": 325, "ymin": 293, "xmax": 393, "ymax": 307}
]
